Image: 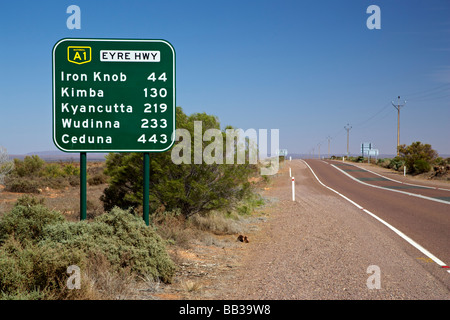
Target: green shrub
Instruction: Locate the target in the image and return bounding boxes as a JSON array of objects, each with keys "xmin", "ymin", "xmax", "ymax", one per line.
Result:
[
  {"xmin": 41, "ymin": 163, "xmax": 65, "ymax": 178},
  {"xmin": 413, "ymin": 159, "xmax": 431, "ymax": 174},
  {"xmin": 5, "ymin": 156, "xmax": 81, "ymax": 192},
  {"xmin": 63, "ymin": 163, "xmax": 80, "ymax": 176},
  {"xmin": 40, "ymin": 207, "xmax": 176, "ymax": 283},
  {"xmin": 0, "ymin": 289, "xmax": 45, "ymax": 300},
  {"xmin": 388, "ymin": 157, "xmax": 404, "ymax": 171},
  {"xmin": 377, "ymin": 158, "xmax": 390, "ymax": 168},
  {"xmin": 14, "ymin": 195, "xmax": 45, "ymax": 207},
  {"xmin": 0, "ymin": 202, "xmax": 65, "ymax": 244},
  {"xmin": 235, "ymin": 193, "xmax": 264, "ymax": 216},
  {"xmin": 398, "ymin": 141, "xmax": 437, "ymax": 174},
  {"xmin": 0, "ymin": 235, "xmax": 86, "ymax": 299},
  {"xmin": 0, "ymin": 202, "xmax": 176, "ymax": 299},
  {"xmin": 13, "ymin": 155, "xmax": 45, "ymax": 177},
  {"xmin": 41, "ymin": 176, "xmax": 69, "ymax": 189},
  {"xmin": 101, "ymin": 107, "xmax": 258, "ymax": 217},
  {"xmin": 87, "ymin": 172, "xmax": 108, "ymax": 185},
  {"xmin": 4, "ymin": 176, "xmax": 41, "ymax": 193}
]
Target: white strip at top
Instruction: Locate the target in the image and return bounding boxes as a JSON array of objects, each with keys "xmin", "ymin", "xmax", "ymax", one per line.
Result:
[{"xmin": 100, "ymin": 50, "xmax": 160, "ymax": 62}]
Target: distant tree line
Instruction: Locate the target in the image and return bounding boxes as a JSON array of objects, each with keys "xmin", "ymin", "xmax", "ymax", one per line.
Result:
[{"xmin": 346, "ymin": 141, "xmax": 450, "ymax": 177}]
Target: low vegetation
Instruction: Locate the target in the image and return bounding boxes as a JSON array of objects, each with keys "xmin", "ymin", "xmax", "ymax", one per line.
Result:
[
  {"xmin": 4, "ymin": 155, "xmax": 81, "ymax": 193},
  {"xmin": 0, "ymin": 107, "xmax": 269, "ymax": 300},
  {"xmin": 101, "ymin": 107, "xmax": 259, "ymax": 217},
  {"xmin": 0, "ymin": 196, "xmax": 176, "ymax": 299},
  {"xmin": 342, "ymin": 141, "xmax": 450, "ymax": 179}
]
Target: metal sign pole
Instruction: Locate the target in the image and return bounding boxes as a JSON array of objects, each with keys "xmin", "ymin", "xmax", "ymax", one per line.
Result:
[
  {"xmin": 80, "ymin": 152, "xmax": 87, "ymax": 221},
  {"xmin": 143, "ymin": 152, "xmax": 150, "ymax": 226}
]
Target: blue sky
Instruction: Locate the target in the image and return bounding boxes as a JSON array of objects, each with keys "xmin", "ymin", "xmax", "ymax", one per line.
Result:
[{"xmin": 0, "ymin": 0, "xmax": 449, "ymax": 156}]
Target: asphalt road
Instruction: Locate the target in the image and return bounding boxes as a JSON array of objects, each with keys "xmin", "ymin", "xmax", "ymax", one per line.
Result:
[
  {"xmin": 212, "ymin": 159, "xmax": 450, "ymax": 299},
  {"xmin": 303, "ymin": 159, "xmax": 450, "ymax": 285}
]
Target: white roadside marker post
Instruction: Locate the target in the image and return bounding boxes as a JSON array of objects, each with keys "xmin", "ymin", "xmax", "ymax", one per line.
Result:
[
  {"xmin": 292, "ymin": 177, "xmax": 295, "ymax": 201},
  {"xmin": 289, "ymin": 167, "xmax": 291, "ymax": 177}
]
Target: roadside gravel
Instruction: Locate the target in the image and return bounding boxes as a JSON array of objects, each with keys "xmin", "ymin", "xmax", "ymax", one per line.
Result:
[{"xmin": 207, "ymin": 160, "xmax": 450, "ymax": 300}]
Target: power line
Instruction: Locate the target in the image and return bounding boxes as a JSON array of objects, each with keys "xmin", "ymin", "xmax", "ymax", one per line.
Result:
[
  {"xmin": 353, "ymin": 102, "xmax": 391, "ymax": 128},
  {"xmin": 409, "ymin": 92, "xmax": 450, "ymax": 102},
  {"xmin": 306, "ymin": 83, "xmax": 449, "ymax": 156},
  {"xmin": 402, "ymin": 83, "xmax": 450, "ymax": 99}
]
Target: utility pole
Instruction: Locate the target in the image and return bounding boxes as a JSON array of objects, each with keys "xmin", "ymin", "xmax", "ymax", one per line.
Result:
[
  {"xmin": 327, "ymin": 136, "xmax": 332, "ymax": 159},
  {"xmin": 344, "ymin": 123, "xmax": 352, "ymax": 157},
  {"xmin": 391, "ymin": 96, "xmax": 406, "ymax": 156},
  {"xmin": 317, "ymin": 143, "xmax": 321, "ymax": 159}
]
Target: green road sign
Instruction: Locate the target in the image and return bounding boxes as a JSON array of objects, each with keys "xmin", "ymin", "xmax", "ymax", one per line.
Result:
[{"xmin": 52, "ymin": 38, "xmax": 176, "ymax": 152}]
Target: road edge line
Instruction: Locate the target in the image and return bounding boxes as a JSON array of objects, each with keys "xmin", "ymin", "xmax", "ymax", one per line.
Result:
[
  {"xmin": 301, "ymin": 159, "xmax": 450, "ymax": 273},
  {"xmin": 330, "ymin": 163, "xmax": 449, "ymax": 205},
  {"xmin": 336, "ymin": 160, "xmax": 450, "ymax": 192}
]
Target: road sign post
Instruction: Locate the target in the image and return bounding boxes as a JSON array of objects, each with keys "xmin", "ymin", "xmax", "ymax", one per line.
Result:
[
  {"xmin": 80, "ymin": 152, "xmax": 87, "ymax": 221},
  {"xmin": 52, "ymin": 38, "xmax": 176, "ymax": 224},
  {"xmin": 143, "ymin": 152, "xmax": 150, "ymax": 226}
]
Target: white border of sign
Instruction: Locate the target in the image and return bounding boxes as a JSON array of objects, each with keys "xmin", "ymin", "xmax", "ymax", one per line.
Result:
[{"xmin": 52, "ymin": 38, "xmax": 176, "ymax": 153}]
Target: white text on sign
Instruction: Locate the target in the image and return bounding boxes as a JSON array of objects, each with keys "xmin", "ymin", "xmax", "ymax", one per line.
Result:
[{"xmin": 100, "ymin": 50, "xmax": 160, "ymax": 62}]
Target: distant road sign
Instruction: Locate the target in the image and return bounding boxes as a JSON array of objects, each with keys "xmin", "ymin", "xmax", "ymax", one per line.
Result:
[
  {"xmin": 52, "ymin": 38, "xmax": 176, "ymax": 152},
  {"xmin": 361, "ymin": 142, "xmax": 372, "ymax": 154}
]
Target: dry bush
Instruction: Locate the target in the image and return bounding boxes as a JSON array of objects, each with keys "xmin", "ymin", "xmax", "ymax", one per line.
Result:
[
  {"xmin": 181, "ymin": 279, "xmax": 203, "ymax": 293},
  {"xmin": 82, "ymin": 251, "xmax": 137, "ymax": 299},
  {"xmin": 0, "ymin": 201, "xmax": 176, "ymax": 299},
  {"xmin": 151, "ymin": 210, "xmax": 196, "ymax": 249}
]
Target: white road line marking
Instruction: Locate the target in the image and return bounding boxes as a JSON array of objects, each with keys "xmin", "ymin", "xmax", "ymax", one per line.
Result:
[
  {"xmin": 330, "ymin": 163, "xmax": 450, "ymax": 205},
  {"xmin": 333, "ymin": 160, "xmax": 450, "ymax": 192},
  {"xmin": 301, "ymin": 159, "xmax": 450, "ymax": 274}
]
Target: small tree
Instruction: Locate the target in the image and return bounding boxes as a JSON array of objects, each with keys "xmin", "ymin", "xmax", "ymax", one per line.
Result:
[
  {"xmin": 101, "ymin": 107, "xmax": 258, "ymax": 218},
  {"xmin": 13, "ymin": 155, "xmax": 45, "ymax": 177},
  {"xmin": 398, "ymin": 141, "xmax": 437, "ymax": 174}
]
